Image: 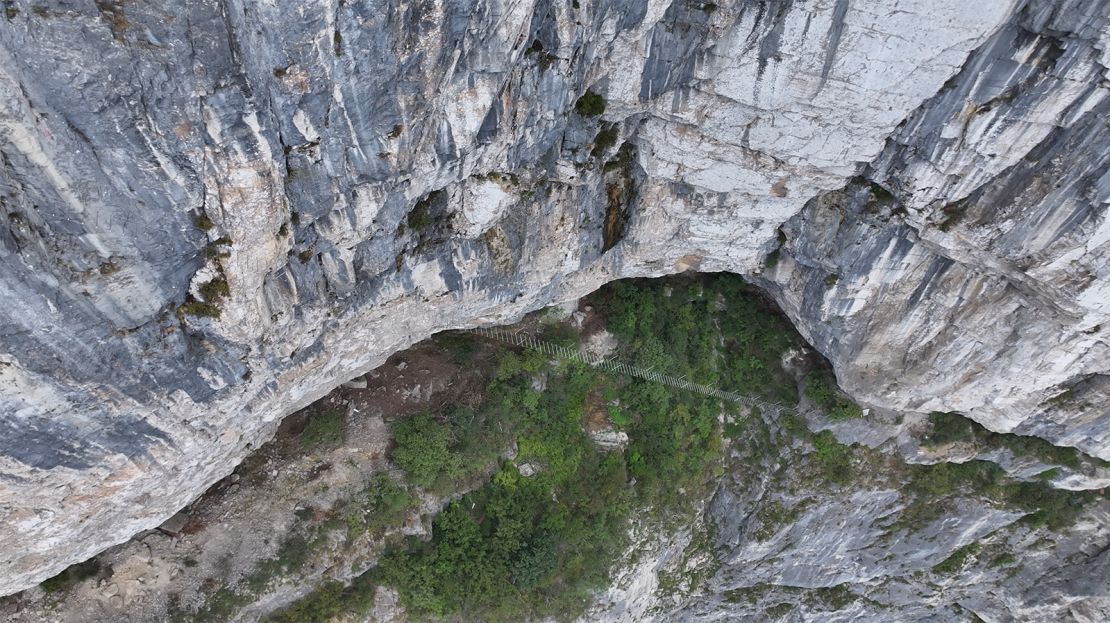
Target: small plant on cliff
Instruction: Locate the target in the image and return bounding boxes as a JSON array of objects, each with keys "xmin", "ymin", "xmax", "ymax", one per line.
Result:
[
  {"xmin": 198, "ymin": 276, "xmax": 230, "ymax": 302},
  {"xmin": 932, "ymin": 541, "xmax": 981, "ymax": 574},
  {"xmin": 179, "ymin": 300, "xmax": 221, "ymax": 318},
  {"xmin": 39, "ymin": 559, "xmax": 102, "ymax": 594},
  {"xmin": 300, "ymin": 408, "xmax": 345, "ymax": 450},
  {"xmin": 406, "ymin": 203, "xmax": 432, "ymax": 230},
  {"xmin": 193, "ymin": 214, "xmax": 215, "ymax": 230},
  {"xmin": 180, "ymin": 274, "xmax": 231, "ymax": 319},
  {"xmin": 405, "ymin": 189, "xmax": 443, "ymax": 232},
  {"xmin": 574, "ymin": 89, "xmax": 606, "ymax": 117},
  {"xmin": 591, "ymin": 123, "xmax": 620, "ymax": 159}
]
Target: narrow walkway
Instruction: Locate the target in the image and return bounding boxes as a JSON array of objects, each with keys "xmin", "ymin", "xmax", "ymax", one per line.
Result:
[{"xmin": 467, "ymin": 326, "xmax": 794, "ymax": 417}]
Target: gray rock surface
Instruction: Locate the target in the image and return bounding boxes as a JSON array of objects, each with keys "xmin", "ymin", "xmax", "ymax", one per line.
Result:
[
  {"xmin": 1, "ymin": 0, "xmax": 1107, "ymax": 597},
  {"xmin": 669, "ymin": 481, "xmax": 1109, "ymax": 622},
  {"xmin": 588, "ymin": 414, "xmax": 1110, "ymax": 623}
]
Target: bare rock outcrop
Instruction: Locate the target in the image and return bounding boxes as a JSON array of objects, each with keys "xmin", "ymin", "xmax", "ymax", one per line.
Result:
[{"xmin": 0, "ymin": 0, "xmax": 1107, "ymax": 596}]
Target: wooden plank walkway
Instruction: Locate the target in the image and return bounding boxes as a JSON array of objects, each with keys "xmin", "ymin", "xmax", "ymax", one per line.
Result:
[{"xmin": 467, "ymin": 327, "xmax": 794, "ymax": 417}]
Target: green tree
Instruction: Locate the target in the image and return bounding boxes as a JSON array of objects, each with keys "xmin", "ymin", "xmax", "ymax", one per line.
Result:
[{"xmin": 391, "ymin": 413, "xmax": 457, "ymax": 487}]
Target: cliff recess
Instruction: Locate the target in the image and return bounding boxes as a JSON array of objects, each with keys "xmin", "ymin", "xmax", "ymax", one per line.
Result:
[{"xmin": 1, "ymin": 0, "xmax": 1107, "ymax": 596}]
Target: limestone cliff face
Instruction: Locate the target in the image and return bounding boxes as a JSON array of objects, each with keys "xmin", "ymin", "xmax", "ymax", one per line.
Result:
[
  {"xmin": 589, "ymin": 430, "xmax": 1110, "ymax": 623},
  {"xmin": 0, "ymin": 0, "xmax": 1106, "ymax": 596}
]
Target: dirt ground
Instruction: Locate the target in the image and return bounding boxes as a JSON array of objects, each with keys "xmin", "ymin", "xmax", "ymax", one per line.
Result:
[
  {"xmin": 0, "ymin": 314, "xmax": 628, "ymax": 623},
  {"xmin": 0, "ymin": 332, "xmax": 501, "ymax": 623}
]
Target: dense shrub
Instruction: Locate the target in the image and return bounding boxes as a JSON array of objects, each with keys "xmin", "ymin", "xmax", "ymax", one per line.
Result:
[
  {"xmin": 592, "ymin": 275, "xmax": 802, "ymax": 405},
  {"xmin": 924, "ymin": 412, "xmax": 1085, "ymax": 469},
  {"xmin": 574, "ymin": 90, "xmax": 606, "ymax": 116},
  {"xmin": 347, "ymin": 474, "xmax": 415, "ymax": 535},
  {"xmin": 378, "ymin": 444, "xmax": 631, "ymax": 620},
  {"xmin": 363, "ymin": 276, "xmax": 811, "ymax": 619},
  {"xmin": 923, "ymin": 412, "xmax": 975, "ymax": 447},
  {"xmin": 804, "ymin": 374, "xmax": 862, "ymax": 420},
  {"xmin": 390, "ymin": 413, "xmax": 457, "ymax": 488},
  {"xmin": 811, "ymin": 431, "xmax": 853, "ymax": 484}
]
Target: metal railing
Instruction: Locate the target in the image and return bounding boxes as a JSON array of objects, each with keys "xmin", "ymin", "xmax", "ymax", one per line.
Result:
[{"xmin": 467, "ymin": 326, "xmax": 793, "ymax": 417}]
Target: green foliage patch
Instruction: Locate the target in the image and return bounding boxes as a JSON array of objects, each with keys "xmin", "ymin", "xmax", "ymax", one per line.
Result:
[
  {"xmin": 806, "ymin": 584, "xmax": 856, "ymax": 610},
  {"xmin": 179, "ymin": 273, "xmax": 232, "ymax": 319},
  {"xmin": 346, "ymin": 474, "xmax": 416, "ymax": 536},
  {"xmin": 574, "ymin": 90, "xmax": 606, "ymax": 116},
  {"xmin": 179, "ymin": 300, "xmax": 221, "ymax": 318},
  {"xmin": 932, "ymin": 541, "xmax": 981, "ymax": 574},
  {"xmin": 377, "ymin": 453, "xmax": 631, "ymax": 620},
  {"xmin": 923, "ymin": 411, "xmax": 976, "ymax": 446},
  {"xmin": 591, "ymin": 123, "xmax": 619, "ymax": 159},
  {"xmin": 592, "ymin": 274, "xmax": 802, "ymax": 406},
  {"xmin": 39, "ymin": 559, "xmax": 102, "ymax": 594},
  {"xmin": 267, "ymin": 274, "xmax": 1101, "ymax": 622},
  {"xmin": 766, "ymin": 602, "xmax": 795, "ymax": 618},
  {"xmin": 273, "ymin": 274, "xmax": 814, "ymax": 621},
  {"xmin": 376, "ymin": 353, "xmax": 633, "ymax": 621},
  {"xmin": 989, "ymin": 552, "xmax": 1016, "ymax": 568},
  {"xmin": 389, "ymin": 399, "xmax": 516, "ymax": 495},
  {"xmin": 754, "ymin": 500, "xmax": 805, "ymax": 540},
  {"xmin": 266, "ymin": 575, "xmax": 377, "ymax": 623},
  {"xmin": 894, "ymin": 456, "xmax": 1095, "ymax": 532},
  {"xmin": 406, "ymin": 203, "xmax": 432, "ymax": 230},
  {"xmin": 198, "ymin": 276, "xmax": 230, "ymax": 302},
  {"xmin": 924, "ymin": 412, "xmax": 1087, "ymax": 470},
  {"xmin": 804, "ymin": 373, "xmax": 862, "ymax": 420},
  {"xmin": 404, "ymin": 189, "xmax": 444, "ymax": 235},
  {"xmin": 810, "ymin": 430, "xmax": 853, "ymax": 484},
  {"xmin": 300, "ymin": 408, "xmax": 345, "ymax": 450},
  {"xmin": 389, "ymin": 412, "xmax": 459, "ymax": 489}
]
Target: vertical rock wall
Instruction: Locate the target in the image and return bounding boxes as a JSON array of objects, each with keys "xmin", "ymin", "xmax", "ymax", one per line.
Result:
[{"xmin": 0, "ymin": 0, "xmax": 1106, "ymax": 596}]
